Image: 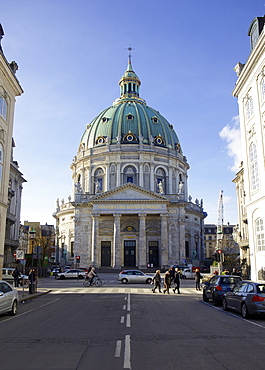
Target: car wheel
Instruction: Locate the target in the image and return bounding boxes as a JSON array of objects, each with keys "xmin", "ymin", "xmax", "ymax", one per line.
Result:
[
  {"xmin": 222, "ymin": 297, "xmax": 228, "ymax": 311},
  {"xmin": 9, "ymin": 300, "xmax": 18, "ymax": 316},
  {"xmin": 78, "ymin": 275, "xmax": 84, "ymax": 279},
  {"xmin": 203, "ymin": 291, "xmax": 209, "ymax": 302},
  {"xmin": 60, "ymin": 275, "xmax": 65, "ymax": 279},
  {"xmin": 182, "ymin": 275, "xmax": 186, "ymax": 279},
  {"xmin": 146, "ymin": 278, "xmax": 152, "ymax": 284},
  {"xmin": 241, "ymin": 303, "xmax": 249, "ymax": 319},
  {"xmin": 212, "ymin": 294, "xmax": 218, "ymax": 306},
  {"xmin": 121, "ymin": 278, "xmax": 128, "ymax": 284}
]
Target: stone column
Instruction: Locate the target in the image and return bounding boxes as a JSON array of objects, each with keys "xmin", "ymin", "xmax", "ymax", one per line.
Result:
[
  {"xmin": 150, "ymin": 163, "xmax": 154, "ymax": 191},
  {"xmin": 138, "ymin": 214, "xmax": 147, "ymax": 268},
  {"xmin": 168, "ymin": 167, "xmax": 173, "ymax": 194},
  {"xmin": 116, "ymin": 162, "xmax": 121, "ymax": 187},
  {"xmin": 139, "ymin": 163, "xmax": 143, "ymax": 187},
  {"xmin": 160, "ymin": 213, "xmax": 169, "ymax": 268},
  {"xmin": 113, "ymin": 214, "xmax": 122, "ymax": 268},
  {"xmin": 91, "ymin": 214, "xmax": 100, "ymax": 266},
  {"xmin": 105, "ymin": 164, "xmax": 109, "ymax": 192}
]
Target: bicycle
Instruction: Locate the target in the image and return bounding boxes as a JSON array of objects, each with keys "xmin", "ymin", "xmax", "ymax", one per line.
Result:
[{"xmin": 83, "ymin": 276, "xmax": 105, "ymax": 287}]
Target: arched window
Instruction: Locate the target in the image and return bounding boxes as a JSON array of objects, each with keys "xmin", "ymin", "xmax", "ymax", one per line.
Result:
[
  {"xmin": 0, "ymin": 143, "xmax": 3, "ymax": 188},
  {"xmin": 245, "ymin": 96, "xmax": 254, "ymax": 120},
  {"xmin": 156, "ymin": 168, "xmax": 166, "ymax": 194},
  {"xmin": 94, "ymin": 167, "xmax": 104, "ymax": 193},
  {"xmin": 123, "ymin": 165, "xmax": 136, "ymax": 184},
  {"xmin": 256, "ymin": 218, "xmax": 265, "ymax": 251},
  {"xmin": 0, "ymin": 97, "xmax": 7, "ymax": 120},
  {"xmin": 249, "ymin": 142, "xmax": 259, "ymax": 191}
]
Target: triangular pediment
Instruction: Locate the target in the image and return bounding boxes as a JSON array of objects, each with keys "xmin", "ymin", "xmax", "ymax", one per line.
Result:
[{"xmin": 92, "ymin": 183, "xmax": 168, "ymax": 202}]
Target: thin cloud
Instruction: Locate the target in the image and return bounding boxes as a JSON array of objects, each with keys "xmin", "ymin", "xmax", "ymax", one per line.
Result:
[{"xmin": 219, "ymin": 116, "xmax": 242, "ymax": 172}]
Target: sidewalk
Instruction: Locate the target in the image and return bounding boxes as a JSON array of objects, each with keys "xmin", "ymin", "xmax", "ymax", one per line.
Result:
[{"xmin": 16, "ymin": 286, "xmax": 51, "ymax": 303}]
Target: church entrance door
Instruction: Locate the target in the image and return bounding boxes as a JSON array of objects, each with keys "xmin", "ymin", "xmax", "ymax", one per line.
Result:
[
  {"xmin": 101, "ymin": 241, "xmax": 111, "ymax": 266},
  {"xmin": 124, "ymin": 240, "xmax": 136, "ymax": 266},
  {"xmin": 149, "ymin": 241, "xmax": 159, "ymax": 266}
]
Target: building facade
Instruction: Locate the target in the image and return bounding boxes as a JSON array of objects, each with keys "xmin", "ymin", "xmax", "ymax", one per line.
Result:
[
  {"xmin": 204, "ymin": 223, "xmax": 238, "ymax": 260},
  {"xmin": 0, "ymin": 25, "xmax": 23, "ymax": 277},
  {"xmin": 233, "ymin": 15, "xmax": 265, "ymax": 281},
  {"xmin": 54, "ymin": 56, "xmax": 206, "ymax": 269},
  {"xmin": 4, "ymin": 138, "xmax": 26, "ymax": 266}
]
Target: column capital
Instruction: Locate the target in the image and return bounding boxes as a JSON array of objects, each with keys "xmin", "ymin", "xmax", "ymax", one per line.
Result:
[
  {"xmin": 113, "ymin": 213, "xmax": 122, "ymax": 218},
  {"xmin": 138, "ymin": 213, "xmax": 147, "ymax": 218}
]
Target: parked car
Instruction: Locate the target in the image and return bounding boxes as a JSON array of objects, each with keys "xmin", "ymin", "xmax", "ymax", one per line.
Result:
[
  {"xmin": 181, "ymin": 268, "xmax": 196, "ymax": 279},
  {"xmin": 0, "ymin": 280, "xmax": 18, "ymax": 316},
  {"xmin": 222, "ymin": 281, "xmax": 265, "ymax": 319},
  {"xmin": 56, "ymin": 269, "xmax": 88, "ymax": 279},
  {"xmin": 50, "ymin": 267, "xmax": 61, "ymax": 276},
  {"xmin": 2, "ymin": 268, "xmax": 28, "ymax": 286},
  {"xmin": 78, "ymin": 267, "xmax": 88, "ymax": 273},
  {"xmin": 118, "ymin": 270, "xmax": 153, "ymax": 284},
  {"xmin": 203, "ymin": 275, "xmax": 242, "ymax": 306}
]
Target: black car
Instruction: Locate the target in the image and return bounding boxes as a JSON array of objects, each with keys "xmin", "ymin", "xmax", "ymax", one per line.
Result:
[{"xmin": 203, "ymin": 275, "xmax": 242, "ymax": 306}]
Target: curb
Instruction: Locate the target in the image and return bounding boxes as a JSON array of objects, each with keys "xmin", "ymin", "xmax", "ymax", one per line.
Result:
[{"xmin": 18, "ymin": 289, "xmax": 51, "ymax": 303}]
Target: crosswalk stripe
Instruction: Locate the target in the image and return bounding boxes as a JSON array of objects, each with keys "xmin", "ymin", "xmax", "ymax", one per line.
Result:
[{"xmin": 48, "ymin": 286, "xmax": 203, "ymax": 295}]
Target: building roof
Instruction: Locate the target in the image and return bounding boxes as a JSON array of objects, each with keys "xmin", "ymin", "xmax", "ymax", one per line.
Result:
[{"xmin": 79, "ymin": 57, "xmax": 181, "ymax": 152}]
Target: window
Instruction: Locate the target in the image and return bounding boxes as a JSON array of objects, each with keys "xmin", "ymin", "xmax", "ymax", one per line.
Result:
[
  {"xmin": 245, "ymin": 97, "xmax": 254, "ymax": 120},
  {"xmin": 0, "ymin": 97, "xmax": 7, "ymax": 120},
  {"xmin": 249, "ymin": 143, "xmax": 259, "ymax": 191},
  {"xmin": 256, "ymin": 218, "xmax": 265, "ymax": 252}
]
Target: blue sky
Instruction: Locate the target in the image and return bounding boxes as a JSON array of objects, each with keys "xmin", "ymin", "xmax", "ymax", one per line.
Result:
[{"xmin": 1, "ymin": 0, "xmax": 264, "ymax": 226}]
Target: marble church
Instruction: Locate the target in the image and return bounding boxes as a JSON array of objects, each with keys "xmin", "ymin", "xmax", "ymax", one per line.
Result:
[{"xmin": 54, "ymin": 54, "xmax": 206, "ymax": 269}]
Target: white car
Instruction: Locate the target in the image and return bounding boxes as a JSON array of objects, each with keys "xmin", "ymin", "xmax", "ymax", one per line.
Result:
[
  {"xmin": 181, "ymin": 268, "xmax": 195, "ymax": 279},
  {"xmin": 56, "ymin": 269, "xmax": 87, "ymax": 279},
  {"xmin": 2, "ymin": 268, "xmax": 28, "ymax": 286},
  {"xmin": 118, "ymin": 270, "xmax": 153, "ymax": 284},
  {"xmin": 0, "ymin": 281, "xmax": 18, "ymax": 316}
]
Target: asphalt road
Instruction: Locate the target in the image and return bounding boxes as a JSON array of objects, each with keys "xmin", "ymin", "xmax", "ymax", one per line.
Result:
[{"xmin": 1, "ymin": 274, "xmax": 265, "ymax": 370}]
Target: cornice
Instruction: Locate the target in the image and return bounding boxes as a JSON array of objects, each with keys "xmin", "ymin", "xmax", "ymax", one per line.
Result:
[{"xmin": 233, "ymin": 29, "xmax": 265, "ymax": 97}]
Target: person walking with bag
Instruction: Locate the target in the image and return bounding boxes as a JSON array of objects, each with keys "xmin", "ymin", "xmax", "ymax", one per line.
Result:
[
  {"xmin": 12, "ymin": 267, "xmax": 21, "ymax": 287},
  {"xmin": 163, "ymin": 270, "xmax": 171, "ymax": 294},
  {"xmin": 152, "ymin": 270, "xmax": 162, "ymax": 293},
  {"xmin": 173, "ymin": 268, "xmax": 181, "ymax": 294}
]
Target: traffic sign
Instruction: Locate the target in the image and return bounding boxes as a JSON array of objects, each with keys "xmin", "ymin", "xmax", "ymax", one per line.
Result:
[{"xmin": 16, "ymin": 250, "xmax": 25, "ymax": 259}]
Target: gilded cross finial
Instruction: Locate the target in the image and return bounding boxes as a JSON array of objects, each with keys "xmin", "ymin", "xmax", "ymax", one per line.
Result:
[{"xmin": 126, "ymin": 45, "xmax": 134, "ymax": 64}]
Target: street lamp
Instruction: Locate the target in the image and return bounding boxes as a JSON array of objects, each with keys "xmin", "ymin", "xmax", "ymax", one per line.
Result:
[{"xmin": 29, "ymin": 227, "xmax": 36, "ymax": 269}]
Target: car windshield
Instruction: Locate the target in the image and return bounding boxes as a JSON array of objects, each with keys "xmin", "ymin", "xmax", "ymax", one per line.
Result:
[
  {"xmin": 221, "ymin": 277, "xmax": 242, "ymax": 284},
  {"xmin": 257, "ymin": 284, "xmax": 265, "ymax": 294}
]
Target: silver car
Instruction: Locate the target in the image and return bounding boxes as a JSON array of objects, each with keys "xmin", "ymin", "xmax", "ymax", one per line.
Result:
[
  {"xmin": 56, "ymin": 269, "xmax": 87, "ymax": 279},
  {"xmin": 118, "ymin": 270, "xmax": 153, "ymax": 284},
  {"xmin": 0, "ymin": 281, "xmax": 18, "ymax": 316},
  {"xmin": 2, "ymin": 268, "xmax": 28, "ymax": 286},
  {"xmin": 222, "ymin": 280, "xmax": 265, "ymax": 319}
]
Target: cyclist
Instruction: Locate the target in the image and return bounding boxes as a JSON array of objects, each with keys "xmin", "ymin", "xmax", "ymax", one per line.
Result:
[{"xmin": 87, "ymin": 267, "xmax": 97, "ymax": 286}]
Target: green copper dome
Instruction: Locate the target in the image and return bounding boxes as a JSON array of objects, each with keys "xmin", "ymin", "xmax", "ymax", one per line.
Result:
[{"xmin": 80, "ymin": 58, "xmax": 181, "ymax": 152}]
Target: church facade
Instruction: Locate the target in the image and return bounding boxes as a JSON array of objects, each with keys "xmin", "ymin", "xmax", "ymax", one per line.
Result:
[{"xmin": 54, "ymin": 56, "xmax": 206, "ymax": 269}]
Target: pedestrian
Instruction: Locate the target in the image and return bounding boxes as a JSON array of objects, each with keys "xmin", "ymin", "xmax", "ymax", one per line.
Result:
[
  {"xmin": 28, "ymin": 269, "xmax": 37, "ymax": 294},
  {"xmin": 173, "ymin": 268, "xmax": 181, "ymax": 294},
  {"xmin": 169, "ymin": 267, "xmax": 175, "ymax": 284},
  {"xmin": 194, "ymin": 269, "xmax": 202, "ymax": 290},
  {"xmin": 163, "ymin": 270, "xmax": 171, "ymax": 294},
  {"xmin": 152, "ymin": 270, "xmax": 162, "ymax": 293},
  {"xmin": 12, "ymin": 267, "xmax": 21, "ymax": 287},
  {"xmin": 231, "ymin": 268, "xmax": 237, "ymax": 275}
]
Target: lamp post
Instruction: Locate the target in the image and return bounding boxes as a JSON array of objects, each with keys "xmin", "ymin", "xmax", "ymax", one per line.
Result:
[
  {"xmin": 29, "ymin": 227, "xmax": 36, "ymax": 269},
  {"xmin": 29, "ymin": 227, "xmax": 36, "ymax": 293}
]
